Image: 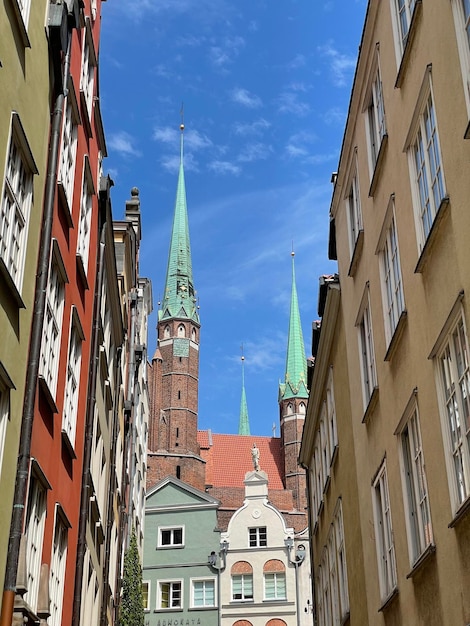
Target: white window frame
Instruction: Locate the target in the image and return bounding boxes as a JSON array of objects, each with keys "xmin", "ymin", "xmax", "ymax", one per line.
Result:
[
  {"xmin": 231, "ymin": 573, "xmax": 253, "ymax": 601},
  {"xmin": 62, "ymin": 308, "xmax": 84, "ymax": 448},
  {"xmin": 395, "ymin": 395, "xmax": 433, "ymax": 565},
  {"xmin": 405, "ymin": 70, "xmax": 446, "ymax": 255},
  {"xmin": 158, "ymin": 525, "xmax": 185, "ymax": 548},
  {"xmin": 17, "ymin": 0, "xmax": 31, "ymax": 28},
  {"xmin": 248, "ymin": 526, "xmax": 267, "ymax": 547},
  {"xmin": 157, "ymin": 579, "xmax": 183, "ymax": 610},
  {"xmin": 431, "ymin": 303, "xmax": 470, "ymax": 512},
  {"xmin": 24, "ymin": 469, "xmax": 48, "ymax": 612},
  {"xmin": 142, "ymin": 580, "xmax": 151, "ymax": 611},
  {"xmin": 345, "ymin": 154, "xmax": 363, "ymax": 259},
  {"xmin": 190, "ymin": 577, "xmax": 216, "ymax": 608},
  {"xmin": 326, "ymin": 367, "xmax": 338, "ymax": 460},
  {"xmin": 377, "ymin": 197, "xmax": 405, "ymax": 345},
  {"xmin": 0, "ymin": 364, "xmax": 14, "ymax": 472},
  {"xmin": 364, "ymin": 53, "xmax": 387, "ymax": 175},
  {"xmin": 80, "ymin": 18, "xmax": 97, "ymax": 121},
  {"xmin": 77, "ymin": 156, "xmax": 95, "ymax": 276},
  {"xmin": 451, "ymin": 0, "xmax": 470, "ymax": 125},
  {"xmin": 356, "ymin": 287, "xmax": 378, "ymax": 410},
  {"xmin": 0, "ymin": 113, "xmax": 37, "ymax": 295},
  {"xmin": 263, "ymin": 571, "xmax": 286, "ymax": 601},
  {"xmin": 58, "ymin": 82, "xmax": 80, "ymax": 214},
  {"xmin": 334, "ymin": 502, "xmax": 350, "ymax": 619},
  {"xmin": 49, "ymin": 507, "xmax": 69, "ymax": 626},
  {"xmin": 372, "ymin": 461, "xmax": 397, "ymax": 601},
  {"xmin": 39, "ymin": 241, "xmax": 67, "ymax": 400},
  {"xmin": 389, "ymin": 0, "xmax": 417, "ymax": 61}
]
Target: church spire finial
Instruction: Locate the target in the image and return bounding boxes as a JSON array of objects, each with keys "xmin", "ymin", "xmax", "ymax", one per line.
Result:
[{"xmin": 238, "ymin": 345, "xmax": 251, "ymax": 435}]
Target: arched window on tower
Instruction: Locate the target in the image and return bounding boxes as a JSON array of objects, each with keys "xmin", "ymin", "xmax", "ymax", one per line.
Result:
[
  {"xmin": 286, "ymin": 403, "xmax": 294, "ymax": 416},
  {"xmin": 299, "ymin": 402, "xmax": 306, "ymax": 415},
  {"xmin": 178, "ymin": 324, "xmax": 186, "ymax": 337},
  {"xmin": 176, "ymin": 465, "xmax": 181, "ymax": 479},
  {"xmin": 164, "ymin": 325, "xmax": 170, "ymax": 339},
  {"xmin": 191, "ymin": 327, "xmax": 197, "ymax": 342}
]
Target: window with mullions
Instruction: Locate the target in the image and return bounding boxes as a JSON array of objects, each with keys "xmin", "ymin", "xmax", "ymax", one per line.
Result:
[
  {"xmin": 435, "ymin": 313, "xmax": 470, "ymax": 510},
  {"xmin": 346, "ymin": 161, "xmax": 363, "ymax": 260},
  {"xmin": 357, "ymin": 289, "xmax": 378, "ymax": 410},
  {"xmin": 58, "ymin": 90, "xmax": 79, "ymax": 213},
  {"xmin": 263, "ymin": 561, "xmax": 287, "ymax": 601},
  {"xmin": 391, "ymin": 0, "xmax": 416, "ymax": 53},
  {"xmin": 366, "ymin": 60, "xmax": 387, "ymax": 173},
  {"xmin": 62, "ymin": 311, "xmax": 83, "ymax": 448},
  {"xmin": 232, "ymin": 574, "xmax": 253, "ymax": 601},
  {"xmin": 372, "ymin": 462, "xmax": 397, "ymax": 601},
  {"xmin": 77, "ymin": 158, "xmax": 94, "ymax": 276},
  {"xmin": 249, "ymin": 526, "xmax": 267, "ymax": 547},
  {"xmin": 158, "ymin": 581, "xmax": 182, "ymax": 609},
  {"xmin": 49, "ymin": 511, "xmax": 68, "ymax": 626},
  {"xmin": 451, "ymin": 0, "xmax": 470, "ymax": 127},
  {"xmin": 24, "ymin": 474, "xmax": 47, "ymax": 612},
  {"xmin": 159, "ymin": 526, "xmax": 184, "ymax": 547},
  {"xmin": 191, "ymin": 579, "xmax": 216, "ymax": 608}
]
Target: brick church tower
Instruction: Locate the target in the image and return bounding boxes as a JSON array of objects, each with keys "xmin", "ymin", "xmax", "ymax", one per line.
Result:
[
  {"xmin": 147, "ymin": 123, "xmax": 206, "ymax": 490},
  {"xmin": 278, "ymin": 252, "xmax": 308, "ymax": 511}
]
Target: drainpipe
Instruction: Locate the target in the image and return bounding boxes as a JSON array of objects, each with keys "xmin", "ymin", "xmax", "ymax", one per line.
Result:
[
  {"xmin": 72, "ymin": 177, "xmax": 110, "ymax": 626},
  {"xmin": 0, "ymin": 22, "xmax": 72, "ymax": 626}
]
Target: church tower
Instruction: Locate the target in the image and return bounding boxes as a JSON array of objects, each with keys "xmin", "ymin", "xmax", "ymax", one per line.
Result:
[
  {"xmin": 147, "ymin": 122, "xmax": 205, "ymax": 490},
  {"xmin": 238, "ymin": 354, "xmax": 251, "ymax": 435},
  {"xmin": 279, "ymin": 252, "xmax": 308, "ymax": 511}
]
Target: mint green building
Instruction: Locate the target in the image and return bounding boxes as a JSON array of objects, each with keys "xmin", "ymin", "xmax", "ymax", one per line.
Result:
[{"xmin": 143, "ymin": 477, "xmax": 221, "ymax": 626}]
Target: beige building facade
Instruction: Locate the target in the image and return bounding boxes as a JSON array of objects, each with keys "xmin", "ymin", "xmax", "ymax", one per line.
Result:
[{"xmin": 301, "ymin": 1, "xmax": 470, "ymax": 624}]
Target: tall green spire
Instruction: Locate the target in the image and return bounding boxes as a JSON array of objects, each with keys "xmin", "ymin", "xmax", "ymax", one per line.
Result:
[
  {"xmin": 238, "ymin": 353, "xmax": 251, "ymax": 435},
  {"xmin": 159, "ymin": 122, "xmax": 199, "ymax": 323},
  {"xmin": 279, "ymin": 252, "xmax": 308, "ymax": 401}
]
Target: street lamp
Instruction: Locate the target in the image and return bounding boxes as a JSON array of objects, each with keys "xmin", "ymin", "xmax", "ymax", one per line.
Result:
[{"xmin": 285, "ymin": 537, "xmax": 304, "ymax": 626}]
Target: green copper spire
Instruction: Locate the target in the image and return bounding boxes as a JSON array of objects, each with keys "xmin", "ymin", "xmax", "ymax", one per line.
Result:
[
  {"xmin": 279, "ymin": 252, "xmax": 308, "ymax": 401},
  {"xmin": 238, "ymin": 353, "xmax": 251, "ymax": 435},
  {"xmin": 159, "ymin": 122, "xmax": 199, "ymax": 323}
]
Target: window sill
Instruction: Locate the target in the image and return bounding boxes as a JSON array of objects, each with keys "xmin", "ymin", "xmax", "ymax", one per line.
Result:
[
  {"xmin": 330, "ymin": 443, "xmax": 339, "ymax": 469},
  {"xmin": 378, "ymin": 586, "xmax": 399, "ymax": 613},
  {"xmin": 362, "ymin": 386, "xmax": 379, "ymax": 424},
  {"xmin": 323, "ymin": 474, "xmax": 331, "ymax": 496},
  {"xmin": 384, "ymin": 310, "xmax": 407, "ymax": 362},
  {"xmin": 61, "ymin": 429, "xmax": 77, "ymax": 459},
  {"xmin": 38, "ymin": 375, "xmax": 59, "ymax": 414},
  {"xmin": 348, "ymin": 229, "xmax": 364, "ymax": 277},
  {"xmin": 449, "ymin": 495, "xmax": 470, "ymax": 528},
  {"xmin": 157, "ymin": 545, "xmax": 184, "ymax": 550},
  {"xmin": 414, "ymin": 196, "xmax": 450, "ymax": 273},
  {"xmin": 189, "ymin": 606, "xmax": 217, "ymax": 611},
  {"xmin": 368, "ymin": 133, "xmax": 388, "ymax": 198},
  {"xmin": 153, "ymin": 608, "xmax": 183, "ymax": 613},
  {"xmin": 395, "ymin": 0, "xmax": 423, "ymax": 88},
  {"xmin": 9, "ymin": 0, "xmax": 31, "ymax": 48},
  {"xmin": 230, "ymin": 600, "xmax": 254, "ymax": 604},
  {"xmin": 465, "ymin": 119, "xmax": 470, "ymax": 140},
  {"xmin": 0, "ymin": 258, "xmax": 26, "ymax": 309},
  {"xmin": 406, "ymin": 543, "xmax": 436, "ymax": 578}
]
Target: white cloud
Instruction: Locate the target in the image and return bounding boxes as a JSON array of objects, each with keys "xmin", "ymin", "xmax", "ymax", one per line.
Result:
[
  {"xmin": 208, "ymin": 160, "xmax": 241, "ymax": 175},
  {"xmin": 107, "ymin": 131, "xmax": 141, "ymax": 157},
  {"xmin": 286, "ymin": 54, "xmax": 306, "ymax": 69},
  {"xmin": 318, "ymin": 41, "xmax": 357, "ymax": 87},
  {"xmin": 209, "ymin": 36, "xmax": 245, "ymax": 70},
  {"xmin": 237, "ymin": 142, "xmax": 272, "ymax": 163},
  {"xmin": 233, "ymin": 118, "xmax": 271, "ymax": 136},
  {"xmin": 277, "ymin": 92, "xmax": 310, "ymax": 116},
  {"xmin": 230, "ymin": 87, "xmax": 262, "ymax": 109},
  {"xmin": 160, "ymin": 152, "xmax": 199, "ymax": 173},
  {"xmin": 286, "ymin": 144, "xmax": 309, "ymax": 158}
]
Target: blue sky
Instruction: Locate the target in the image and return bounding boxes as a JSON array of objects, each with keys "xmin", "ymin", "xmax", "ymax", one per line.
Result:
[{"xmin": 100, "ymin": 0, "xmax": 367, "ymax": 436}]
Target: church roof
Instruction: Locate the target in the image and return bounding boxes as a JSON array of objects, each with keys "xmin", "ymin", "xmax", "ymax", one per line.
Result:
[
  {"xmin": 279, "ymin": 252, "xmax": 308, "ymax": 401},
  {"xmin": 197, "ymin": 431, "xmax": 284, "ymax": 490},
  {"xmin": 159, "ymin": 123, "xmax": 199, "ymax": 324}
]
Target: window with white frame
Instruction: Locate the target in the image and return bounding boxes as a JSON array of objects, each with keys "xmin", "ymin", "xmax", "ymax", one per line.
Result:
[
  {"xmin": 407, "ymin": 77, "xmax": 446, "ymax": 253},
  {"xmin": 451, "ymin": 0, "xmax": 470, "ymax": 124},
  {"xmin": 0, "ymin": 367, "xmax": 13, "ymax": 472},
  {"xmin": 398, "ymin": 402, "xmax": 433, "ymax": 565},
  {"xmin": 391, "ymin": 0, "xmax": 417, "ymax": 54},
  {"xmin": 435, "ymin": 311, "xmax": 470, "ymax": 510},
  {"xmin": 17, "ymin": 0, "xmax": 31, "ymax": 27},
  {"xmin": 232, "ymin": 573, "xmax": 253, "ymax": 601},
  {"xmin": 142, "ymin": 580, "xmax": 150, "ymax": 611},
  {"xmin": 58, "ymin": 90, "xmax": 79, "ymax": 212},
  {"xmin": 62, "ymin": 311, "xmax": 83, "ymax": 448},
  {"xmin": 372, "ymin": 462, "xmax": 397, "ymax": 601},
  {"xmin": 158, "ymin": 580, "xmax": 182, "ymax": 609},
  {"xmin": 320, "ymin": 412, "xmax": 329, "ymax": 489},
  {"xmin": 357, "ymin": 288, "xmax": 378, "ymax": 409},
  {"xmin": 80, "ymin": 19, "xmax": 97, "ymax": 120},
  {"xmin": 49, "ymin": 510, "xmax": 68, "ymax": 626},
  {"xmin": 326, "ymin": 368, "xmax": 338, "ymax": 459},
  {"xmin": 346, "ymin": 160, "xmax": 363, "ymax": 258},
  {"xmin": 77, "ymin": 158, "xmax": 94, "ymax": 275},
  {"xmin": 80, "ymin": 552, "xmax": 99, "ymax": 624},
  {"xmin": 264, "ymin": 572, "xmax": 286, "ymax": 601},
  {"xmin": 365, "ymin": 58, "xmax": 387, "ymax": 173},
  {"xmin": 191, "ymin": 578, "xmax": 216, "ymax": 608},
  {"xmin": 39, "ymin": 243, "xmax": 66, "ymax": 400},
  {"xmin": 249, "ymin": 526, "xmax": 267, "ymax": 547},
  {"xmin": 24, "ymin": 473, "xmax": 47, "ymax": 612},
  {"xmin": 0, "ymin": 114, "xmax": 36, "ymax": 294},
  {"xmin": 315, "ymin": 501, "xmax": 349, "ymax": 624},
  {"xmin": 378, "ymin": 201, "xmax": 405, "ymax": 345},
  {"xmin": 158, "ymin": 526, "xmax": 184, "ymax": 547}
]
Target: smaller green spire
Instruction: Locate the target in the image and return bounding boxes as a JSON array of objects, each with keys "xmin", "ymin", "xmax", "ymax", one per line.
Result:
[
  {"xmin": 238, "ymin": 351, "xmax": 251, "ymax": 435},
  {"xmin": 279, "ymin": 251, "xmax": 308, "ymax": 402}
]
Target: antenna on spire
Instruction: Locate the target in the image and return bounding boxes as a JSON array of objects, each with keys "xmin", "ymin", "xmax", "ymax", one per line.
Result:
[
  {"xmin": 291, "ymin": 240, "xmax": 295, "ymax": 257},
  {"xmin": 272, "ymin": 422, "xmax": 277, "ymax": 437},
  {"xmin": 179, "ymin": 103, "xmax": 185, "ymax": 162},
  {"xmin": 180, "ymin": 102, "xmax": 185, "ymax": 129}
]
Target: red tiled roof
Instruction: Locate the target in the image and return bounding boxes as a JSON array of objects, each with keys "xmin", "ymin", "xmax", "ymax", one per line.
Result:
[{"xmin": 197, "ymin": 431, "xmax": 285, "ymax": 490}]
